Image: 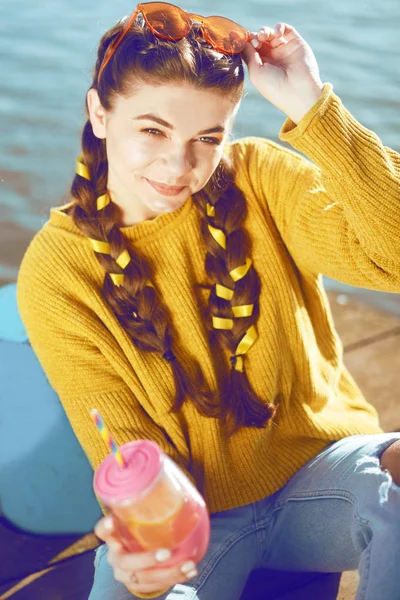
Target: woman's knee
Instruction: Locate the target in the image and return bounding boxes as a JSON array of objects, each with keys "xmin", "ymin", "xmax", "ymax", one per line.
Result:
[{"xmin": 380, "ymin": 440, "xmax": 400, "ymax": 486}]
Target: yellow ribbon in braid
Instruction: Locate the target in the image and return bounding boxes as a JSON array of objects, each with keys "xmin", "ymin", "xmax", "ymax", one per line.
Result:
[
  {"xmin": 206, "ymin": 203, "xmax": 216, "ymax": 217},
  {"xmin": 76, "ymin": 155, "xmax": 90, "ymax": 180},
  {"xmin": 97, "ymin": 193, "xmax": 110, "ymax": 211},
  {"xmin": 232, "ymin": 304, "xmax": 253, "ymax": 318},
  {"xmin": 216, "ymin": 284, "xmax": 234, "ymax": 301},
  {"xmin": 207, "ymin": 220, "xmax": 256, "ymax": 372},
  {"xmin": 207, "ymin": 224, "xmax": 226, "ymax": 249},
  {"xmin": 230, "ymin": 257, "xmax": 252, "ymax": 282},
  {"xmin": 232, "ymin": 325, "xmax": 258, "ymax": 372},
  {"xmin": 212, "ymin": 316, "xmax": 234, "ymax": 330},
  {"xmin": 76, "ymin": 155, "xmax": 139, "ymax": 288}
]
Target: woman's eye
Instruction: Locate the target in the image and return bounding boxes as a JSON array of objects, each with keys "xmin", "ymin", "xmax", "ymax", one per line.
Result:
[
  {"xmin": 142, "ymin": 128, "xmax": 163, "ymax": 136},
  {"xmin": 141, "ymin": 129, "xmax": 220, "ymax": 145},
  {"xmin": 200, "ymin": 137, "xmax": 221, "ymax": 145}
]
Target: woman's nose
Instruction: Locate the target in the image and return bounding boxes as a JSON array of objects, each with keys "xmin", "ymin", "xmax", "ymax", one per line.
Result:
[{"xmin": 163, "ymin": 147, "xmax": 195, "ymax": 176}]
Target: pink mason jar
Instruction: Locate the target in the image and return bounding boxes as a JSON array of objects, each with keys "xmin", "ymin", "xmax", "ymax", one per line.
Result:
[{"xmin": 93, "ymin": 440, "xmax": 210, "ymax": 571}]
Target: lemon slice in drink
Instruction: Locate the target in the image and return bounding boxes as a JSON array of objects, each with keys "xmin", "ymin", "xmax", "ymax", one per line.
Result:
[
  {"xmin": 130, "ymin": 513, "xmax": 183, "ymax": 550},
  {"xmin": 130, "ymin": 478, "xmax": 184, "ymax": 523},
  {"xmin": 127, "ymin": 478, "xmax": 184, "ymax": 549}
]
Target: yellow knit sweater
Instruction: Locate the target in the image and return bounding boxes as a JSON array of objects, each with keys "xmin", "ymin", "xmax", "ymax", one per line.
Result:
[{"xmin": 17, "ymin": 81, "xmax": 400, "ymax": 517}]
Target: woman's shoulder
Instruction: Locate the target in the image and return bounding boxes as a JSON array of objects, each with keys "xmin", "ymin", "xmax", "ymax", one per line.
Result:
[
  {"xmin": 225, "ymin": 136, "xmax": 315, "ymax": 190},
  {"xmin": 17, "ymin": 199, "xmax": 92, "ymax": 294},
  {"xmin": 226, "ymin": 135, "xmax": 309, "ymax": 166}
]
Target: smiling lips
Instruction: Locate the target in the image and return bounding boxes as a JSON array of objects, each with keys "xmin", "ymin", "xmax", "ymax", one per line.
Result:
[{"xmin": 146, "ymin": 178, "xmax": 186, "ymax": 196}]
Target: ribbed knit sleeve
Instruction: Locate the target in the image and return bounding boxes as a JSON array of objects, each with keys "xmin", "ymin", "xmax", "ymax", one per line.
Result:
[
  {"xmin": 243, "ymin": 82, "xmax": 400, "ymax": 292},
  {"xmin": 16, "ymin": 234, "xmax": 195, "ymax": 516}
]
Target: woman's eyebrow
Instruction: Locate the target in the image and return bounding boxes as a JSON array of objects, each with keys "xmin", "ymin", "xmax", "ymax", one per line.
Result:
[{"xmin": 133, "ymin": 113, "xmax": 225, "ymax": 135}]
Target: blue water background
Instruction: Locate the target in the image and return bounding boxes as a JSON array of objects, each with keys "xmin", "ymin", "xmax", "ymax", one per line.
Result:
[{"xmin": 0, "ymin": 0, "xmax": 399, "ymax": 314}]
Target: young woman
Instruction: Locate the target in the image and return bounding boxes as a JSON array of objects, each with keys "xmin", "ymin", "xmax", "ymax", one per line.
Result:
[{"xmin": 17, "ymin": 3, "xmax": 400, "ymax": 599}]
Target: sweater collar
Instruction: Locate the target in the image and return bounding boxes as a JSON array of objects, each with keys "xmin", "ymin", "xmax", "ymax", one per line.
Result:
[{"xmin": 49, "ymin": 193, "xmax": 194, "ymax": 244}]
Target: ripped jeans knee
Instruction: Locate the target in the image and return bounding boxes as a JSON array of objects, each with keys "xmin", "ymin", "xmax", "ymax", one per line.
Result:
[
  {"xmin": 379, "ymin": 439, "xmax": 400, "ymax": 486},
  {"xmin": 356, "ymin": 446, "xmax": 400, "ymax": 505}
]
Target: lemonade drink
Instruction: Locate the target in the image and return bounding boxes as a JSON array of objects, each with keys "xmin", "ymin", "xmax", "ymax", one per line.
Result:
[{"xmin": 93, "ymin": 440, "xmax": 210, "ymax": 568}]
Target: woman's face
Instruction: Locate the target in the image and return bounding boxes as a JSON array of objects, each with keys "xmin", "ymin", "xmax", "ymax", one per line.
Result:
[{"xmin": 87, "ymin": 83, "xmax": 239, "ymax": 225}]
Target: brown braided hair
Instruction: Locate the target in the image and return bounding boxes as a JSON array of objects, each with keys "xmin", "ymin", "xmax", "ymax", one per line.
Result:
[{"xmin": 67, "ymin": 15, "xmax": 276, "ymax": 437}]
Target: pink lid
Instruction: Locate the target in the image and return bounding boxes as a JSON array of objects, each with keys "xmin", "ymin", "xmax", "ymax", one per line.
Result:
[{"xmin": 93, "ymin": 440, "xmax": 163, "ymax": 504}]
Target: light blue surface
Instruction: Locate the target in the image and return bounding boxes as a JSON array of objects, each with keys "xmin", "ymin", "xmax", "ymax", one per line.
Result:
[
  {"xmin": 0, "ymin": 285, "xmax": 103, "ymax": 534},
  {"xmin": 0, "ymin": 283, "xmax": 29, "ymax": 343}
]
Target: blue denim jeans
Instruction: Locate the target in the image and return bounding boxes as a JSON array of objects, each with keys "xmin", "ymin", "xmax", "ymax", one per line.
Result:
[{"xmin": 89, "ymin": 432, "xmax": 400, "ymax": 600}]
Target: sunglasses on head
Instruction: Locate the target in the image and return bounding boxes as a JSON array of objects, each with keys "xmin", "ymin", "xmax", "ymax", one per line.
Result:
[{"xmin": 98, "ymin": 1, "xmax": 251, "ymax": 82}]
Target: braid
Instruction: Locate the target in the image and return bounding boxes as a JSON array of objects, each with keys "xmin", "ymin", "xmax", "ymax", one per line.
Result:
[
  {"xmin": 193, "ymin": 159, "xmax": 276, "ymax": 436},
  {"xmin": 70, "ymin": 127, "xmax": 219, "ymax": 420}
]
